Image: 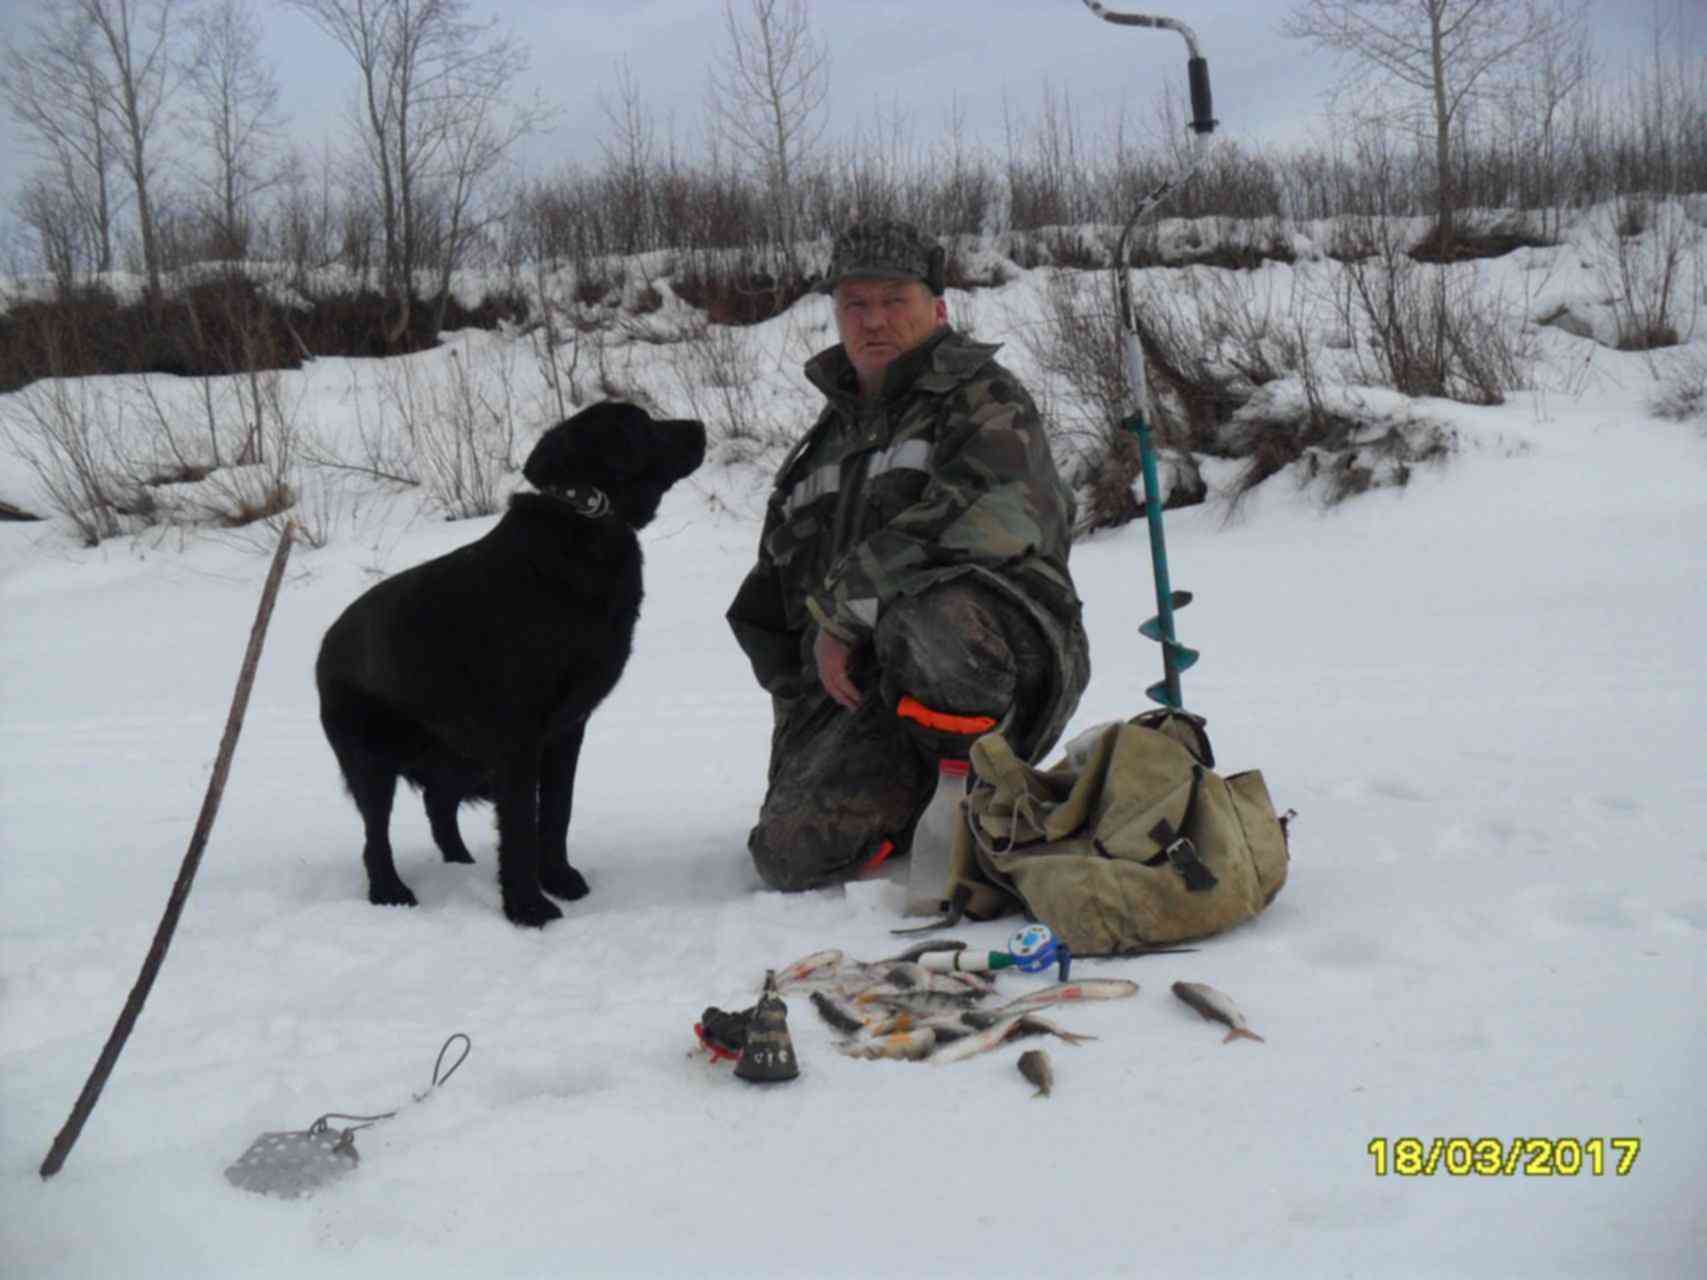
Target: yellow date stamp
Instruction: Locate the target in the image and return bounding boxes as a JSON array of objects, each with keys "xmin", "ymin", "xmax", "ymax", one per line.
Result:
[{"xmin": 1368, "ymin": 1137, "xmax": 1641, "ymax": 1177}]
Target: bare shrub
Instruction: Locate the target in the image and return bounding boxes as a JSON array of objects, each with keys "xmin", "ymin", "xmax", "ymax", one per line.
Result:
[
  {"xmin": 1128, "ymin": 267, "xmax": 1294, "ymax": 449},
  {"xmin": 154, "ymin": 465, "xmax": 296, "ymax": 532},
  {"xmin": 1020, "ymin": 271, "xmax": 1127, "ymax": 452},
  {"xmin": 373, "ymin": 336, "xmax": 524, "ymax": 519},
  {"xmin": 513, "ymin": 195, "xmax": 590, "ymax": 422},
  {"xmin": 1017, "ymin": 270, "xmax": 1210, "ymax": 535},
  {"xmin": 107, "ymin": 362, "xmax": 329, "ymax": 545},
  {"xmin": 1016, "ymin": 269, "xmax": 1128, "ymax": 532},
  {"xmin": 1593, "ymin": 196, "xmax": 1700, "ymax": 352},
  {"xmin": 1022, "ymin": 251, "xmax": 1472, "ymax": 515},
  {"xmin": 924, "ymin": 96, "xmax": 1000, "ymax": 237},
  {"xmin": 1650, "ymin": 350, "xmax": 1707, "ymax": 422},
  {"xmin": 527, "ymin": 311, "xmax": 587, "ymax": 426},
  {"xmin": 662, "ymin": 314, "xmax": 784, "ymax": 465},
  {"xmin": 0, "ymin": 376, "xmax": 136, "ymax": 545},
  {"xmin": 670, "ymin": 246, "xmax": 811, "ymax": 326},
  {"xmin": 1334, "ymin": 216, "xmax": 1532, "ymax": 404},
  {"xmin": 191, "ymin": 369, "xmax": 312, "ymax": 538},
  {"xmin": 301, "ymin": 365, "xmax": 422, "ymax": 489}
]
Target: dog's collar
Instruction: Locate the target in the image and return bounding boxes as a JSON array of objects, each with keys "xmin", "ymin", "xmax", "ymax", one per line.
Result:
[{"xmin": 534, "ymin": 484, "xmax": 614, "ymax": 519}]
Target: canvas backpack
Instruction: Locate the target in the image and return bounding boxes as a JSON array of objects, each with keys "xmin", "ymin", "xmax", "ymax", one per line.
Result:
[{"xmin": 942, "ymin": 709, "xmax": 1290, "ymax": 954}]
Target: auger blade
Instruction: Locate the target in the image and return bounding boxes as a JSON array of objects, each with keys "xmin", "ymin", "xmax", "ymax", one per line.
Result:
[
  {"xmin": 1162, "ymin": 639, "xmax": 1200, "ymax": 671},
  {"xmin": 1138, "ymin": 591, "xmax": 1193, "ymax": 644},
  {"xmin": 1145, "ymin": 635, "xmax": 1198, "ymax": 709}
]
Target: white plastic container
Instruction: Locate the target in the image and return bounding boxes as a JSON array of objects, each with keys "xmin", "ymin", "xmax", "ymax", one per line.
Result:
[{"xmin": 904, "ymin": 759, "xmax": 971, "ymax": 916}]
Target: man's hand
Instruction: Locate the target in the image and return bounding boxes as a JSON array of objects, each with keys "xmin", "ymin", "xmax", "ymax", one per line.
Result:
[{"xmin": 814, "ymin": 628, "xmax": 863, "ymax": 711}]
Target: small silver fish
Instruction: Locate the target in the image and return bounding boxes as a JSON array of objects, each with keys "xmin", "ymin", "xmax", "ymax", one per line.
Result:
[
  {"xmin": 774, "ymin": 950, "xmax": 846, "ymax": 992},
  {"xmin": 1017, "ymin": 1049, "xmax": 1053, "ymax": 1098},
  {"xmin": 1171, "ymin": 981, "xmax": 1265, "ymax": 1044},
  {"xmin": 929, "ymin": 1012, "xmax": 1095, "ymax": 1065},
  {"xmin": 987, "ymin": 978, "xmax": 1138, "ymax": 1016}
]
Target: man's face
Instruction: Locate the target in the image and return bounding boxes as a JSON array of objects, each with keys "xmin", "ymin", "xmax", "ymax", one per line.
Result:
[{"xmin": 833, "ymin": 277, "xmax": 947, "ymax": 389}]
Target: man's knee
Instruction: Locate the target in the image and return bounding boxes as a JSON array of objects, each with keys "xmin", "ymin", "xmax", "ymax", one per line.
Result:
[
  {"xmin": 875, "ymin": 581, "xmax": 1050, "ymax": 754},
  {"xmin": 749, "ymin": 696, "xmax": 934, "ymax": 891},
  {"xmin": 749, "ymin": 777, "xmax": 926, "ymax": 891},
  {"xmin": 749, "ymin": 815, "xmax": 877, "ymax": 892}
]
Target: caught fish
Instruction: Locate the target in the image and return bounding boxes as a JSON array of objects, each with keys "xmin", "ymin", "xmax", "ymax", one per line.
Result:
[
  {"xmin": 929, "ymin": 1012, "xmax": 1095, "ymax": 1065},
  {"xmin": 986, "ymin": 978, "xmax": 1138, "ymax": 1016},
  {"xmin": 1017, "ymin": 1049, "xmax": 1053, "ymax": 1098},
  {"xmin": 809, "ymin": 990, "xmax": 874, "ymax": 1036},
  {"xmin": 864, "ymin": 962, "xmax": 995, "ymax": 999},
  {"xmin": 1171, "ymin": 981, "xmax": 1265, "ymax": 1044},
  {"xmin": 867, "ymin": 1006, "xmax": 1000, "ymax": 1042},
  {"xmin": 1009, "ymin": 1015, "xmax": 1094, "ymax": 1049},
  {"xmin": 839, "ymin": 1027, "xmax": 937, "ymax": 1061},
  {"xmin": 776, "ymin": 949, "xmax": 994, "ymax": 1004},
  {"xmin": 775, "ymin": 950, "xmax": 846, "ymax": 991},
  {"xmin": 784, "ymin": 945, "xmax": 1138, "ymax": 1067}
]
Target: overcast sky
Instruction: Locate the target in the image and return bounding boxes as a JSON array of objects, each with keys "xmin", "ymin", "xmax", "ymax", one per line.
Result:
[{"xmin": 0, "ymin": 0, "xmax": 1700, "ymax": 240}]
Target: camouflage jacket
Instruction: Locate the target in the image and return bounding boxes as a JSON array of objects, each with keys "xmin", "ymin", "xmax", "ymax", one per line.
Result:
[{"xmin": 726, "ymin": 326, "xmax": 1090, "ymax": 756}]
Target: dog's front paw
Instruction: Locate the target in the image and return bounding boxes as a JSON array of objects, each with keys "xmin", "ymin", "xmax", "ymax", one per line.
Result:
[
  {"xmin": 541, "ymin": 862, "xmax": 590, "ymax": 901},
  {"xmin": 503, "ymin": 892, "xmax": 564, "ymax": 928},
  {"xmin": 368, "ymin": 879, "xmax": 419, "ymax": 908}
]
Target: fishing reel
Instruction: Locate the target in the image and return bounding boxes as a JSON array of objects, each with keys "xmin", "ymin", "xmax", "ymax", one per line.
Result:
[
  {"xmin": 1007, "ymin": 924, "xmax": 1068, "ymax": 977},
  {"xmin": 910, "ymin": 924, "xmax": 1072, "ymax": 982}
]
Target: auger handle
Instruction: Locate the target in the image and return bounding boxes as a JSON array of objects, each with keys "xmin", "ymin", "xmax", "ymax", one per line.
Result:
[
  {"xmin": 1080, "ymin": 3, "xmax": 1218, "ymax": 135},
  {"xmin": 1186, "ymin": 57, "xmax": 1215, "ymax": 135}
]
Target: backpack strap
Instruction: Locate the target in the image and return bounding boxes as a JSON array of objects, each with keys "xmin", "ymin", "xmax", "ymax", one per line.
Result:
[{"xmin": 1145, "ymin": 763, "xmax": 1218, "ymax": 892}]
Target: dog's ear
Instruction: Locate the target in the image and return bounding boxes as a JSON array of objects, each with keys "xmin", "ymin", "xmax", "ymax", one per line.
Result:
[{"xmin": 524, "ymin": 401, "xmax": 655, "ymax": 486}]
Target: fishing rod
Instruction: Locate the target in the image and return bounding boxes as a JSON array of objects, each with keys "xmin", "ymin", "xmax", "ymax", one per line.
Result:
[{"xmin": 1080, "ymin": 1, "xmax": 1217, "ymax": 711}]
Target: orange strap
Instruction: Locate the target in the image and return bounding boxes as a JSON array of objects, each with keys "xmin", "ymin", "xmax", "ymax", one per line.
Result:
[
  {"xmin": 895, "ymin": 695, "xmax": 997, "ymax": 736},
  {"xmin": 859, "ymin": 838, "xmax": 898, "ymax": 875}
]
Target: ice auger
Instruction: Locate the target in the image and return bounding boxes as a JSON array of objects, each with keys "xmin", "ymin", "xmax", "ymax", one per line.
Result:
[{"xmin": 1080, "ymin": 2, "xmax": 1218, "ymax": 710}]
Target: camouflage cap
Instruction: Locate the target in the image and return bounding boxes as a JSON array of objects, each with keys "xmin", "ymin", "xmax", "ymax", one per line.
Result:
[{"xmin": 821, "ymin": 217, "xmax": 946, "ymax": 295}]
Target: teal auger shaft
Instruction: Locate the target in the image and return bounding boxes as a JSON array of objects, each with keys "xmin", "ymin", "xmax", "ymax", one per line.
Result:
[
  {"xmin": 1130, "ymin": 411, "xmax": 1193, "ymax": 709},
  {"xmin": 1086, "ymin": 0, "xmax": 1217, "ymax": 711}
]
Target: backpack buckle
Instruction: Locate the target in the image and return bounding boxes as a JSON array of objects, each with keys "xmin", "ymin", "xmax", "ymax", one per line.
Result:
[{"xmin": 1150, "ymin": 820, "xmax": 1219, "ymax": 893}]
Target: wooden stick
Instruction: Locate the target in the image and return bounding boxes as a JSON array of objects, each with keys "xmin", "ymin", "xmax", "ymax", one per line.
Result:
[{"xmin": 40, "ymin": 521, "xmax": 298, "ymax": 1179}]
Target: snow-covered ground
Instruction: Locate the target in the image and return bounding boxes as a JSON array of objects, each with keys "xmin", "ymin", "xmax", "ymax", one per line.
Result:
[{"xmin": 2, "ymin": 214, "xmax": 1705, "ymax": 1277}]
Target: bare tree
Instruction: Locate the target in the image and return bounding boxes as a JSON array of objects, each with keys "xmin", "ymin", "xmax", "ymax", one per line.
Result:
[
  {"xmin": 421, "ymin": 56, "xmax": 551, "ymax": 334},
  {"xmin": 15, "ymin": 175, "xmax": 99, "ymax": 294},
  {"xmin": 2, "ymin": 5, "xmax": 123, "ymax": 273},
  {"xmin": 183, "ymin": 0, "xmax": 287, "ymax": 260},
  {"xmin": 273, "ymin": 142, "xmax": 345, "ymax": 285},
  {"xmin": 78, "ymin": 0, "xmax": 188, "ymax": 296},
  {"xmin": 1524, "ymin": 1, "xmax": 1592, "ymax": 218},
  {"xmin": 705, "ymin": 0, "xmax": 829, "ymax": 262},
  {"xmin": 1282, "ymin": 0, "xmax": 1582, "ymax": 248},
  {"xmin": 597, "ymin": 57, "xmax": 658, "ymax": 256},
  {"xmin": 285, "ymin": 0, "xmax": 550, "ymax": 349}
]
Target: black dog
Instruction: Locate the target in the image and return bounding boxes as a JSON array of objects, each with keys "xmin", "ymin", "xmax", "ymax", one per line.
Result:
[{"xmin": 315, "ymin": 401, "xmax": 706, "ymax": 927}]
